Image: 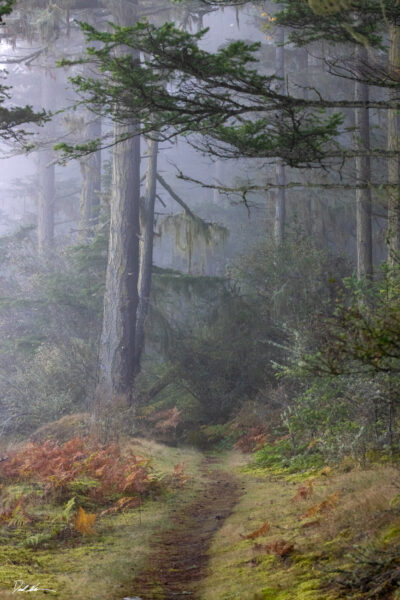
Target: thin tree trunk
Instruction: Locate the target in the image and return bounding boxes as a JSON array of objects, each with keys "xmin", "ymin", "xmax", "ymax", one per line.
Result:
[
  {"xmin": 299, "ymin": 49, "xmax": 312, "ymax": 237},
  {"xmin": 38, "ymin": 147, "xmax": 55, "ymax": 257},
  {"xmin": 387, "ymin": 25, "xmax": 400, "ymax": 266},
  {"xmin": 355, "ymin": 45, "xmax": 373, "ymax": 280},
  {"xmin": 78, "ymin": 11, "xmax": 103, "ymax": 242},
  {"xmin": 78, "ymin": 114, "xmax": 101, "ymax": 241},
  {"xmin": 135, "ymin": 137, "xmax": 158, "ymax": 374},
  {"xmin": 38, "ymin": 71, "xmax": 56, "ymax": 257},
  {"xmin": 274, "ymin": 27, "xmax": 286, "ymax": 244},
  {"xmin": 213, "ymin": 160, "xmax": 222, "ymax": 205},
  {"xmin": 311, "ymin": 195, "xmax": 325, "ymax": 248}
]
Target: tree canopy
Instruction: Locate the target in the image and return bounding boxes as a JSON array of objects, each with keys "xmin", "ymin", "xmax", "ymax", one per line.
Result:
[{"xmin": 57, "ymin": 21, "xmax": 355, "ymax": 167}]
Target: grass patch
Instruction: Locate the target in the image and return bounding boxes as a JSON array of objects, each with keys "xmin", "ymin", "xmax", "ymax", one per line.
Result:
[{"xmin": 199, "ymin": 455, "xmax": 400, "ymax": 600}]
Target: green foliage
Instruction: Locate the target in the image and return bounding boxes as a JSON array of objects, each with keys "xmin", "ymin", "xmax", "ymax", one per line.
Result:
[
  {"xmin": 44, "ymin": 232, "xmax": 107, "ymax": 316},
  {"xmin": 66, "ymin": 478, "xmax": 100, "ymax": 509},
  {"xmin": 281, "ymin": 377, "xmax": 393, "ymax": 462},
  {"xmin": 296, "ymin": 265, "xmax": 400, "ymax": 376},
  {"xmin": 330, "ymin": 542, "xmax": 400, "ymax": 599},
  {"xmin": 186, "ymin": 423, "xmax": 236, "ymax": 450},
  {"xmin": 253, "ymin": 438, "xmax": 324, "ymax": 474},
  {"xmin": 58, "ymin": 20, "xmax": 347, "ymax": 167},
  {"xmin": 170, "ymin": 290, "xmax": 282, "ymax": 422},
  {"xmin": 0, "ymin": 0, "xmax": 48, "ymax": 143},
  {"xmin": 274, "ymin": 0, "xmax": 388, "ymax": 48},
  {"xmin": 278, "ymin": 264, "xmax": 400, "ymax": 462},
  {"xmin": 0, "ymin": 1, "xmax": 13, "ymax": 17},
  {"xmin": 23, "ymin": 530, "xmax": 57, "ymax": 548},
  {"xmin": 0, "ymin": 230, "xmax": 106, "ymax": 434},
  {"xmin": 62, "ymin": 497, "xmax": 76, "ymax": 522},
  {"xmin": 233, "ymin": 235, "xmax": 346, "ymax": 328},
  {"xmin": 161, "ymin": 235, "xmax": 347, "ymax": 426}
]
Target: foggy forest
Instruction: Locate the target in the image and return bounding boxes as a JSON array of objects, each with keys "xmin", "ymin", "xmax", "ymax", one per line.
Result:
[{"xmin": 0, "ymin": 0, "xmax": 398, "ymax": 598}]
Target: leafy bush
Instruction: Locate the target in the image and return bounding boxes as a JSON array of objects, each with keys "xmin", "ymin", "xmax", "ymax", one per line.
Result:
[
  {"xmin": 161, "ymin": 235, "xmax": 349, "ymax": 426},
  {"xmin": 253, "ymin": 438, "xmax": 324, "ymax": 473},
  {"xmin": 0, "ymin": 231, "xmax": 106, "ymax": 435},
  {"xmin": 330, "ymin": 542, "xmax": 400, "ymax": 599}
]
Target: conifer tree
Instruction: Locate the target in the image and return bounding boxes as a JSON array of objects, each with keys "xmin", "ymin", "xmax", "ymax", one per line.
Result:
[{"xmin": 0, "ymin": 2, "xmax": 46, "ymax": 145}]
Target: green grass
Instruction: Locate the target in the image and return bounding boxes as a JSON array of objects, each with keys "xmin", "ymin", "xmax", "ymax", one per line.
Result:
[
  {"xmin": 199, "ymin": 453, "xmax": 400, "ymax": 600},
  {"xmin": 0, "ymin": 438, "xmax": 204, "ymax": 600}
]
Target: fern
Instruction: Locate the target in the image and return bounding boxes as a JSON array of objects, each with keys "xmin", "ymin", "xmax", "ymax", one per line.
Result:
[
  {"xmin": 62, "ymin": 497, "xmax": 76, "ymax": 522},
  {"xmin": 74, "ymin": 507, "xmax": 96, "ymax": 535},
  {"xmin": 0, "ymin": 437, "xmax": 156, "ymax": 506}
]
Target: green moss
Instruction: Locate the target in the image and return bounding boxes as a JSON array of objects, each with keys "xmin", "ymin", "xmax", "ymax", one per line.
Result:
[
  {"xmin": 296, "ymin": 579, "xmax": 322, "ymax": 594},
  {"xmin": 381, "ymin": 525, "xmax": 400, "ymax": 544},
  {"xmin": 0, "ymin": 544, "xmax": 61, "ymax": 591},
  {"xmin": 252, "ymin": 554, "xmax": 276, "ymax": 568},
  {"xmin": 256, "ymin": 588, "xmax": 283, "ymax": 600},
  {"xmin": 254, "ymin": 578, "xmax": 327, "ymax": 600},
  {"xmin": 294, "ymin": 552, "xmax": 324, "ymax": 567}
]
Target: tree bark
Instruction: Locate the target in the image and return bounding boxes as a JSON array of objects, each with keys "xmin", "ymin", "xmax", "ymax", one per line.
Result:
[
  {"xmin": 97, "ymin": 122, "xmax": 140, "ymax": 403},
  {"xmin": 355, "ymin": 45, "xmax": 373, "ymax": 280},
  {"xmin": 37, "ymin": 71, "xmax": 56, "ymax": 258},
  {"xmin": 38, "ymin": 147, "xmax": 55, "ymax": 257},
  {"xmin": 96, "ymin": 0, "xmax": 140, "ymax": 406},
  {"xmin": 387, "ymin": 25, "xmax": 400, "ymax": 266},
  {"xmin": 274, "ymin": 27, "xmax": 286, "ymax": 244},
  {"xmin": 79, "ymin": 114, "xmax": 102, "ymax": 241},
  {"xmin": 135, "ymin": 137, "xmax": 158, "ymax": 374},
  {"xmin": 299, "ymin": 48, "xmax": 313, "ymax": 237}
]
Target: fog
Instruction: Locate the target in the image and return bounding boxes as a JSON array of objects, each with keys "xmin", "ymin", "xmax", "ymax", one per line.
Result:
[{"xmin": 0, "ymin": 2, "xmax": 397, "ymax": 597}]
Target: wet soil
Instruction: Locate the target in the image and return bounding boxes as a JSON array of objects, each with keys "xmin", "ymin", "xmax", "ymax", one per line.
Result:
[{"xmin": 130, "ymin": 458, "xmax": 240, "ymax": 600}]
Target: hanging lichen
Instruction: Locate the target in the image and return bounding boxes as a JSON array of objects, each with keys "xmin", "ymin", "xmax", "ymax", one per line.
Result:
[
  {"xmin": 307, "ymin": 0, "xmax": 371, "ymax": 46},
  {"xmin": 307, "ymin": 0, "xmax": 353, "ymax": 15},
  {"xmin": 159, "ymin": 212, "xmax": 228, "ymax": 274},
  {"xmin": 33, "ymin": 4, "xmax": 64, "ymax": 42}
]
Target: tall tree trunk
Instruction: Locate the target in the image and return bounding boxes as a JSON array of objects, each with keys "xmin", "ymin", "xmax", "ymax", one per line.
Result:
[
  {"xmin": 79, "ymin": 114, "xmax": 102, "ymax": 241},
  {"xmin": 38, "ymin": 71, "xmax": 56, "ymax": 258},
  {"xmin": 96, "ymin": 0, "xmax": 140, "ymax": 407},
  {"xmin": 38, "ymin": 147, "xmax": 55, "ymax": 257},
  {"xmin": 135, "ymin": 137, "xmax": 158, "ymax": 375},
  {"xmin": 355, "ymin": 45, "xmax": 373, "ymax": 280},
  {"xmin": 299, "ymin": 48, "xmax": 312, "ymax": 237},
  {"xmin": 311, "ymin": 194, "xmax": 325, "ymax": 248},
  {"xmin": 387, "ymin": 25, "xmax": 400, "ymax": 266},
  {"xmin": 78, "ymin": 10, "xmax": 103, "ymax": 242},
  {"xmin": 213, "ymin": 159, "xmax": 223, "ymax": 205},
  {"xmin": 274, "ymin": 27, "xmax": 286, "ymax": 244},
  {"xmin": 97, "ymin": 122, "xmax": 140, "ymax": 405}
]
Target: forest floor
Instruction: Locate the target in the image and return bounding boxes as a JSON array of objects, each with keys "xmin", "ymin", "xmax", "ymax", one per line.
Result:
[{"xmin": 0, "ymin": 433, "xmax": 399, "ymax": 600}]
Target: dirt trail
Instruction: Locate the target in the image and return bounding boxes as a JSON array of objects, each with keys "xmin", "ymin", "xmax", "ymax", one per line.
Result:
[{"xmin": 131, "ymin": 458, "xmax": 240, "ymax": 600}]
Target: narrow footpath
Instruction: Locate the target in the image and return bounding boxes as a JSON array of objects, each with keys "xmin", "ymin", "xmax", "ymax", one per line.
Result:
[{"xmin": 130, "ymin": 458, "xmax": 240, "ymax": 600}]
